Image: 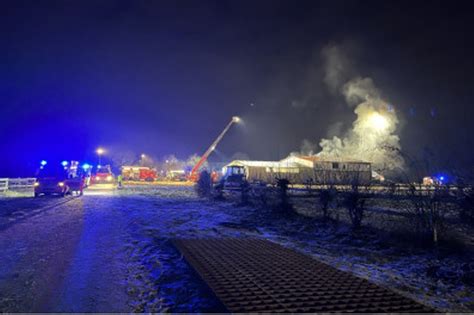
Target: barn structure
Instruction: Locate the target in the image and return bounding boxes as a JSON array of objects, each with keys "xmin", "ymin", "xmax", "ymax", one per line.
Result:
[{"xmin": 223, "ymin": 155, "xmax": 371, "ymax": 185}]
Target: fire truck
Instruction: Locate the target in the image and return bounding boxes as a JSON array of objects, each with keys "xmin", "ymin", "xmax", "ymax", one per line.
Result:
[
  {"xmin": 121, "ymin": 166, "xmax": 158, "ymax": 182},
  {"xmin": 189, "ymin": 116, "xmax": 240, "ymax": 181},
  {"xmin": 92, "ymin": 165, "xmax": 114, "ymax": 184}
]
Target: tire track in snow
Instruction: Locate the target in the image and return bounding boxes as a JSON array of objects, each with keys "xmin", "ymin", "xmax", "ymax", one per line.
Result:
[
  {"xmin": 0, "ymin": 196, "xmax": 79, "ymax": 232},
  {"xmin": 0, "ymin": 197, "xmax": 86, "ymax": 312}
]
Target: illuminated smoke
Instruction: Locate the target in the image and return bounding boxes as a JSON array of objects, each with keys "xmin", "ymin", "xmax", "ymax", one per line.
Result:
[
  {"xmin": 318, "ymin": 76, "xmax": 404, "ymax": 171},
  {"xmin": 321, "ymin": 44, "xmax": 352, "ymax": 94}
]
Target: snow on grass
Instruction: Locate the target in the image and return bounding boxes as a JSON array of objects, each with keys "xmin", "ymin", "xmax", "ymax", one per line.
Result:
[
  {"xmin": 108, "ymin": 186, "xmax": 474, "ymax": 312},
  {"xmin": 1, "ymin": 185, "xmax": 472, "ymax": 312}
]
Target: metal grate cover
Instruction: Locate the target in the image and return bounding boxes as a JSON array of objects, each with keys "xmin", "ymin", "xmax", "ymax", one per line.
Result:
[{"xmin": 173, "ymin": 238, "xmax": 433, "ymax": 313}]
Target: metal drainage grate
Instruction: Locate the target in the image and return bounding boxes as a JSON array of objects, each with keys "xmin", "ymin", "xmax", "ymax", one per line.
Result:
[{"xmin": 173, "ymin": 238, "xmax": 433, "ymax": 313}]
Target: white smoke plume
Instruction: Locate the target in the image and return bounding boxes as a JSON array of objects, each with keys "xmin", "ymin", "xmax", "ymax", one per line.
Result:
[
  {"xmin": 321, "ymin": 44, "xmax": 353, "ymax": 94},
  {"xmin": 315, "ymin": 45, "xmax": 404, "ymax": 171}
]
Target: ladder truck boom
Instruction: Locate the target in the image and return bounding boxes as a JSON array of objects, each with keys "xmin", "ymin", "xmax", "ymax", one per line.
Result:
[{"xmin": 189, "ymin": 116, "xmax": 240, "ymax": 181}]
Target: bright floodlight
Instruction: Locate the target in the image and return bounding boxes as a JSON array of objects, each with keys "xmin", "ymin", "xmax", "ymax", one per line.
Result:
[
  {"xmin": 61, "ymin": 160, "xmax": 68, "ymax": 167},
  {"xmin": 232, "ymin": 116, "xmax": 241, "ymax": 123},
  {"xmin": 40, "ymin": 160, "xmax": 47, "ymax": 166},
  {"xmin": 369, "ymin": 113, "xmax": 388, "ymax": 131},
  {"xmin": 96, "ymin": 148, "xmax": 104, "ymax": 155}
]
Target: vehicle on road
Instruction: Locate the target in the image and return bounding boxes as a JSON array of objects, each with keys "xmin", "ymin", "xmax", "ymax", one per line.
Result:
[
  {"xmin": 93, "ymin": 165, "xmax": 114, "ymax": 184},
  {"xmin": 66, "ymin": 176, "xmax": 85, "ymax": 195},
  {"xmin": 34, "ymin": 165, "xmax": 70, "ymax": 197}
]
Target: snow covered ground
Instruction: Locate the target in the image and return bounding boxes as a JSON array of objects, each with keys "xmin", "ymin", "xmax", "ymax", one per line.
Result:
[{"xmin": 0, "ymin": 185, "xmax": 472, "ymax": 312}]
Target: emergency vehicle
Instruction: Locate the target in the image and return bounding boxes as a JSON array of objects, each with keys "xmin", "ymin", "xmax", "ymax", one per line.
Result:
[
  {"xmin": 34, "ymin": 161, "xmax": 85, "ymax": 197},
  {"xmin": 93, "ymin": 165, "xmax": 114, "ymax": 183},
  {"xmin": 121, "ymin": 166, "xmax": 158, "ymax": 182}
]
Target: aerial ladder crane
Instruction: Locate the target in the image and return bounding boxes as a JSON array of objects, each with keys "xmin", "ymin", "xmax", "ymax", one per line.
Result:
[{"xmin": 189, "ymin": 116, "xmax": 241, "ymax": 181}]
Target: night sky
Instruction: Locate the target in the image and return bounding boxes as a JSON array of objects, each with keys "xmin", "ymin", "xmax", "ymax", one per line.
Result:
[{"xmin": 1, "ymin": 0, "xmax": 473, "ymax": 176}]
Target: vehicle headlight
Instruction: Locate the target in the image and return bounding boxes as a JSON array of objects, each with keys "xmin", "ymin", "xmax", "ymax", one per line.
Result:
[
  {"xmin": 107, "ymin": 175, "xmax": 112, "ymax": 181},
  {"xmin": 34, "ymin": 182, "xmax": 39, "ymax": 187},
  {"xmin": 96, "ymin": 176, "xmax": 101, "ymax": 181},
  {"xmin": 58, "ymin": 182, "xmax": 64, "ymax": 187}
]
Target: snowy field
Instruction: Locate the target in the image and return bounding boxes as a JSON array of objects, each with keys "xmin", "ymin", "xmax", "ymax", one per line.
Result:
[{"xmin": 0, "ymin": 185, "xmax": 473, "ymax": 312}]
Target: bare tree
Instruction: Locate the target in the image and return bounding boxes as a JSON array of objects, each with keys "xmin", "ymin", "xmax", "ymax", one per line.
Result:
[
  {"xmin": 110, "ymin": 150, "xmax": 136, "ymax": 168},
  {"xmin": 319, "ymin": 186, "xmax": 337, "ymax": 220},
  {"xmin": 185, "ymin": 154, "xmax": 208, "ymax": 171},
  {"xmin": 341, "ymin": 165, "xmax": 371, "ymax": 229},
  {"xmin": 386, "ymin": 145, "xmax": 451, "ymax": 244}
]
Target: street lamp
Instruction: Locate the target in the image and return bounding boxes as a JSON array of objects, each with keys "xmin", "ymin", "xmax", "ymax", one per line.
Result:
[
  {"xmin": 141, "ymin": 154, "xmax": 146, "ymax": 159},
  {"xmin": 96, "ymin": 147, "xmax": 105, "ymax": 166}
]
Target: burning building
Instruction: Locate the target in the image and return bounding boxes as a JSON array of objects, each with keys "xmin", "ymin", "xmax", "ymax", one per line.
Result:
[{"xmin": 223, "ymin": 155, "xmax": 371, "ymax": 185}]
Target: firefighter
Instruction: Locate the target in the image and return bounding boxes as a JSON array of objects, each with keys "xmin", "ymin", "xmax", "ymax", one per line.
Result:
[{"xmin": 117, "ymin": 174, "xmax": 123, "ymax": 188}]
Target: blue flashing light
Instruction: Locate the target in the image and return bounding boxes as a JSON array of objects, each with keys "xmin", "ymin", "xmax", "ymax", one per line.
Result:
[
  {"xmin": 436, "ymin": 174, "xmax": 447, "ymax": 184},
  {"xmin": 82, "ymin": 163, "xmax": 91, "ymax": 170},
  {"xmin": 61, "ymin": 160, "xmax": 68, "ymax": 167},
  {"xmin": 40, "ymin": 160, "xmax": 47, "ymax": 166}
]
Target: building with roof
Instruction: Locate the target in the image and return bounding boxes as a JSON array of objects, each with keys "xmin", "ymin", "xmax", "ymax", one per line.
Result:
[{"xmin": 223, "ymin": 155, "xmax": 371, "ymax": 185}]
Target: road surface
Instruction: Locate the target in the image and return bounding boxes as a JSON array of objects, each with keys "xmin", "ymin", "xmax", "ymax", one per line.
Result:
[{"xmin": 0, "ymin": 187, "xmax": 226, "ymax": 312}]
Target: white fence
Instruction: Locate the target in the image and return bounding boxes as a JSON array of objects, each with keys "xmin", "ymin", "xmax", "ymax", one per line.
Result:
[{"xmin": 0, "ymin": 178, "xmax": 36, "ymax": 192}]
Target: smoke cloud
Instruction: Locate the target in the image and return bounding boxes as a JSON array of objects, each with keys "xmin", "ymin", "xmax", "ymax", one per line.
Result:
[
  {"xmin": 321, "ymin": 44, "xmax": 353, "ymax": 94},
  {"xmin": 312, "ymin": 45, "xmax": 404, "ymax": 171}
]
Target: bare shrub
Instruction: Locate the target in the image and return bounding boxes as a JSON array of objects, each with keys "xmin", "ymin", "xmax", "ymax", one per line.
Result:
[
  {"xmin": 406, "ymin": 183, "xmax": 448, "ymax": 244},
  {"xmin": 343, "ymin": 185, "xmax": 367, "ymax": 229},
  {"xmin": 250, "ymin": 183, "xmax": 268, "ymax": 208},
  {"xmin": 195, "ymin": 170, "xmax": 212, "ymax": 198},
  {"xmin": 213, "ymin": 181, "xmax": 225, "ymax": 201},
  {"xmin": 276, "ymin": 178, "xmax": 292, "ymax": 212},
  {"xmin": 385, "ymin": 145, "xmax": 452, "ymax": 245},
  {"xmin": 319, "ymin": 186, "xmax": 337, "ymax": 219},
  {"xmin": 457, "ymin": 187, "xmax": 474, "ymax": 225},
  {"xmin": 239, "ymin": 181, "xmax": 250, "ymax": 206},
  {"xmin": 304, "ymin": 178, "xmax": 315, "ymax": 196}
]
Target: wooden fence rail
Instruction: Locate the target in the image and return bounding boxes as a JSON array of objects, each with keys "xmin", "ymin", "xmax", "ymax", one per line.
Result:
[{"xmin": 0, "ymin": 178, "xmax": 36, "ymax": 192}]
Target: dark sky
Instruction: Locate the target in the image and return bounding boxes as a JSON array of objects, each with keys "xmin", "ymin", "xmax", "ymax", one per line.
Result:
[{"xmin": 1, "ymin": 0, "xmax": 473, "ymax": 176}]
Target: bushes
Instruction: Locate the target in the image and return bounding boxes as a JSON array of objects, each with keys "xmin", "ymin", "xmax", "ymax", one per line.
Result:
[
  {"xmin": 404, "ymin": 184, "xmax": 448, "ymax": 244},
  {"xmin": 342, "ymin": 187, "xmax": 366, "ymax": 229},
  {"xmin": 195, "ymin": 170, "xmax": 212, "ymax": 198},
  {"xmin": 276, "ymin": 178, "xmax": 292, "ymax": 212},
  {"xmin": 319, "ymin": 187, "xmax": 336, "ymax": 220},
  {"xmin": 250, "ymin": 183, "xmax": 268, "ymax": 208},
  {"xmin": 239, "ymin": 181, "xmax": 250, "ymax": 205},
  {"xmin": 458, "ymin": 188, "xmax": 474, "ymax": 224}
]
